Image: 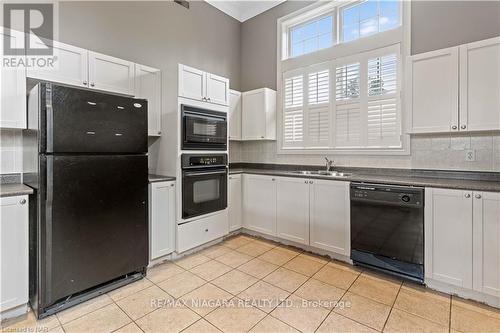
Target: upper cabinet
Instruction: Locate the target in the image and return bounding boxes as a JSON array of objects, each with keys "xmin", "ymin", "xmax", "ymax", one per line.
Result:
[
  {"xmin": 178, "ymin": 64, "xmax": 229, "ymax": 106},
  {"xmin": 88, "ymin": 51, "xmax": 135, "ymax": 96},
  {"xmin": 135, "ymin": 64, "xmax": 162, "ymax": 136},
  {"xmin": 229, "ymin": 90, "xmax": 242, "ymax": 140},
  {"xmin": 409, "ymin": 37, "xmax": 500, "ymax": 134},
  {"xmin": 0, "ymin": 29, "xmax": 26, "ymax": 129},
  {"xmin": 242, "ymin": 88, "xmax": 277, "ymax": 140}
]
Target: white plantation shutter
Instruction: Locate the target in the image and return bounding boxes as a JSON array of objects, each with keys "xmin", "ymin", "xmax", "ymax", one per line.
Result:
[
  {"xmin": 307, "ymin": 65, "xmax": 331, "ymax": 147},
  {"xmin": 308, "ymin": 70, "xmax": 329, "ymax": 105},
  {"xmin": 283, "ymin": 73, "xmax": 305, "ymax": 146},
  {"xmin": 336, "ymin": 63, "xmax": 360, "ymax": 100}
]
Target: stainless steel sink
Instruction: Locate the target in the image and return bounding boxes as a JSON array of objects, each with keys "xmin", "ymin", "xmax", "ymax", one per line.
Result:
[{"xmin": 289, "ymin": 170, "xmax": 352, "ymax": 178}]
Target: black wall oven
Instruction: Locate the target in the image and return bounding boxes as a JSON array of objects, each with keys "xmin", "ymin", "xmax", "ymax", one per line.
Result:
[
  {"xmin": 181, "ymin": 105, "xmax": 227, "ymax": 150},
  {"xmin": 182, "ymin": 154, "xmax": 228, "ymax": 219}
]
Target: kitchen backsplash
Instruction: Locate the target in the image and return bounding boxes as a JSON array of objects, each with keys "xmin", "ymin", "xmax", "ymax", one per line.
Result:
[
  {"xmin": 0, "ymin": 129, "xmax": 23, "ymax": 175},
  {"xmin": 230, "ymin": 132, "xmax": 500, "ymax": 172}
]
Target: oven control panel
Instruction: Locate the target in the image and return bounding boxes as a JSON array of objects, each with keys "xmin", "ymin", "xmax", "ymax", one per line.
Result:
[{"xmin": 181, "ymin": 154, "xmax": 228, "ymax": 169}]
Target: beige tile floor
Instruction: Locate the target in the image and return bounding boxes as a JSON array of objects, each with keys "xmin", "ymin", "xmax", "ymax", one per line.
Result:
[{"xmin": 2, "ymin": 234, "xmax": 500, "ymax": 333}]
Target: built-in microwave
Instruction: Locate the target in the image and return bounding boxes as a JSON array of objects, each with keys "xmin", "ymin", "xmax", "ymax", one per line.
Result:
[{"xmin": 181, "ymin": 105, "xmax": 227, "ymax": 150}]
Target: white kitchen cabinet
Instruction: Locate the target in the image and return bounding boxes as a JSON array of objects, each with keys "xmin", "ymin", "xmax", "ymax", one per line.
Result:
[
  {"xmin": 409, "ymin": 47, "xmax": 459, "ymax": 133},
  {"xmin": 310, "ymin": 179, "xmax": 350, "ymax": 255},
  {"xmin": 0, "ymin": 195, "xmax": 28, "ymax": 314},
  {"xmin": 459, "ymin": 37, "xmax": 500, "ymax": 132},
  {"xmin": 135, "ymin": 64, "xmax": 162, "ymax": 136},
  {"xmin": 149, "ymin": 181, "xmax": 176, "ymax": 260},
  {"xmin": 27, "ymin": 40, "xmax": 89, "ymax": 88},
  {"xmin": 472, "ymin": 191, "xmax": 500, "ymax": 297},
  {"xmin": 229, "ymin": 90, "xmax": 242, "ymax": 140},
  {"xmin": 0, "ymin": 29, "xmax": 26, "ymax": 129},
  {"xmin": 177, "ymin": 211, "xmax": 228, "ymax": 253},
  {"xmin": 243, "ymin": 174, "xmax": 277, "ymax": 236},
  {"xmin": 425, "ymin": 188, "xmax": 473, "ymax": 288},
  {"xmin": 276, "ymin": 177, "xmax": 310, "ymax": 245},
  {"xmin": 178, "ymin": 64, "xmax": 229, "ymax": 106},
  {"xmin": 228, "ymin": 174, "xmax": 242, "ymax": 231},
  {"xmin": 88, "ymin": 51, "xmax": 135, "ymax": 96},
  {"xmin": 242, "ymin": 88, "xmax": 277, "ymax": 140}
]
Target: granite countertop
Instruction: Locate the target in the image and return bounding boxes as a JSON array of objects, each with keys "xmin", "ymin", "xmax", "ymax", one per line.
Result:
[
  {"xmin": 149, "ymin": 174, "xmax": 176, "ymax": 183},
  {"xmin": 0, "ymin": 183, "xmax": 34, "ymax": 197},
  {"xmin": 229, "ymin": 165, "xmax": 500, "ymax": 192}
]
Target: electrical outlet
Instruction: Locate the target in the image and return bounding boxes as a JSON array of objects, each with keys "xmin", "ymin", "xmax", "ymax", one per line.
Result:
[{"xmin": 465, "ymin": 149, "xmax": 476, "ymax": 162}]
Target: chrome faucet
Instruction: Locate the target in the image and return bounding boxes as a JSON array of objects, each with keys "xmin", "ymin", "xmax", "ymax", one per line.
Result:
[{"xmin": 324, "ymin": 157, "xmax": 334, "ymax": 172}]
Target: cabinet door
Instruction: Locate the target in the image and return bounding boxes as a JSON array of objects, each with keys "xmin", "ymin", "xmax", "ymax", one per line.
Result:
[
  {"xmin": 88, "ymin": 51, "xmax": 135, "ymax": 95},
  {"xmin": 276, "ymin": 177, "xmax": 309, "ymax": 245},
  {"xmin": 149, "ymin": 181, "xmax": 176, "ymax": 260},
  {"xmin": 178, "ymin": 64, "xmax": 205, "ymax": 101},
  {"xmin": 310, "ymin": 180, "xmax": 350, "ymax": 255},
  {"xmin": 228, "ymin": 174, "xmax": 242, "ymax": 231},
  {"xmin": 460, "ymin": 37, "xmax": 500, "ymax": 132},
  {"xmin": 425, "ymin": 188, "xmax": 473, "ymax": 288},
  {"xmin": 27, "ymin": 40, "xmax": 88, "ymax": 88},
  {"xmin": 229, "ymin": 90, "xmax": 242, "ymax": 140},
  {"xmin": 206, "ymin": 73, "xmax": 229, "ymax": 106},
  {"xmin": 0, "ymin": 29, "xmax": 26, "ymax": 129},
  {"xmin": 473, "ymin": 191, "xmax": 500, "ymax": 297},
  {"xmin": 243, "ymin": 174, "xmax": 277, "ymax": 236},
  {"xmin": 135, "ymin": 64, "xmax": 162, "ymax": 136},
  {"xmin": 242, "ymin": 89, "xmax": 266, "ymax": 140},
  {"xmin": 409, "ymin": 48, "xmax": 459, "ymax": 133},
  {"xmin": 1, "ymin": 195, "xmax": 28, "ymax": 311}
]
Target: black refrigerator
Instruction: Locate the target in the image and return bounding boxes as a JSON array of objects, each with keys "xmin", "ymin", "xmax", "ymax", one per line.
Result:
[{"xmin": 23, "ymin": 82, "xmax": 149, "ymax": 318}]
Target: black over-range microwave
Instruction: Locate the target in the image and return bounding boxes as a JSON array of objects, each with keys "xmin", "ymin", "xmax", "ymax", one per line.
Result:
[{"xmin": 181, "ymin": 105, "xmax": 227, "ymax": 150}]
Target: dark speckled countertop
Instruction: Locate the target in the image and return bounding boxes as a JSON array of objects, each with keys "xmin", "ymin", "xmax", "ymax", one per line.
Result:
[
  {"xmin": 149, "ymin": 174, "xmax": 176, "ymax": 183},
  {"xmin": 229, "ymin": 164, "xmax": 500, "ymax": 192},
  {"xmin": 0, "ymin": 183, "xmax": 34, "ymax": 197}
]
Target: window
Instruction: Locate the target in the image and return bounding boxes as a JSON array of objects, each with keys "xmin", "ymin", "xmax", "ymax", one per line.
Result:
[
  {"xmin": 341, "ymin": 0, "xmax": 400, "ymax": 43},
  {"xmin": 290, "ymin": 15, "xmax": 333, "ymax": 58}
]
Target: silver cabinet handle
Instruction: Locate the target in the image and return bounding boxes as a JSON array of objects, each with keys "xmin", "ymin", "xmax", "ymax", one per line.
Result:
[
  {"xmin": 461, "ymin": 125, "xmax": 467, "ymax": 130},
  {"xmin": 271, "ymin": 178, "xmax": 275, "ymax": 181},
  {"xmin": 475, "ymin": 194, "xmax": 482, "ymax": 199},
  {"xmin": 170, "ymin": 183, "xmax": 174, "ymax": 187},
  {"xmin": 83, "ymin": 81, "xmax": 88, "ymax": 86},
  {"xmin": 90, "ymin": 82, "xmax": 95, "ymax": 87},
  {"xmin": 205, "ymin": 229, "xmax": 208, "ymax": 232},
  {"xmin": 304, "ymin": 180, "xmax": 308, "ymax": 184},
  {"xmin": 20, "ymin": 199, "xmax": 26, "ymax": 205},
  {"xmin": 309, "ymin": 181, "xmax": 313, "ymax": 184},
  {"xmin": 260, "ymin": 136, "xmax": 265, "ymax": 139},
  {"xmin": 452, "ymin": 125, "xmax": 458, "ymax": 130},
  {"xmin": 465, "ymin": 193, "xmax": 471, "ymax": 198}
]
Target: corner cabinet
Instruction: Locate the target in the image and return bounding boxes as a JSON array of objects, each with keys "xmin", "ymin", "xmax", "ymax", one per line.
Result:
[
  {"xmin": 241, "ymin": 88, "xmax": 277, "ymax": 140},
  {"xmin": 178, "ymin": 64, "xmax": 229, "ymax": 106},
  {"xmin": 135, "ymin": 64, "xmax": 162, "ymax": 136},
  {"xmin": 228, "ymin": 174, "xmax": 242, "ymax": 231},
  {"xmin": 149, "ymin": 181, "xmax": 176, "ymax": 260},
  {"xmin": 409, "ymin": 36, "xmax": 500, "ymax": 134},
  {"xmin": 425, "ymin": 187, "xmax": 500, "ymax": 299},
  {"xmin": 243, "ymin": 174, "xmax": 277, "ymax": 236},
  {"xmin": 229, "ymin": 90, "xmax": 242, "ymax": 140},
  {"xmin": 1, "ymin": 195, "xmax": 29, "ymax": 316},
  {"xmin": 0, "ymin": 29, "xmax": 26, "ymax": 129}
]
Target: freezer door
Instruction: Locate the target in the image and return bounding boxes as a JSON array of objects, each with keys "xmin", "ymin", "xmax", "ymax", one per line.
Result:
[
  {"xmin": 39, "ymin": 154, "xmax": 148, "ymax": 308},
  {"xmin": 40, "ymin": 83, "xmax": 147, "ymax": 153}
]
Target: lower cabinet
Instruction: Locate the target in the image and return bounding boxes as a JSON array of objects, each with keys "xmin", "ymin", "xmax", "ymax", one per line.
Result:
[
  {"xmin": 1, "ymin": 195, "xmax": 28, "ymax": 315},
  {"xmin": 276, "ymin": 177, "xmax": 309, "ymax": 245},
  {"xmin": 149, "ymin": 181, "xmax": 176, "ymax": 260},
  {"xmin": 177, "ymin": 212, "xmax": 228, "ymax": 253},
  {"xmin": 228, "ymin": 174, "xmax": 242, "ymax": 231},
  {"xmin": 425, "ymin": 188, "xmax": 500, "ymax": 297},
  {"xmin": 243, "ymin": 174, "xmax": 277, "ymax": 236}
]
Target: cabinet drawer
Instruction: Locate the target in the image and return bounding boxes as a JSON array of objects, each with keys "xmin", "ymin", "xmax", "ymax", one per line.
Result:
[{"xmin": 177, "ymin": 212, "xmax": 228, "ymax": 253}]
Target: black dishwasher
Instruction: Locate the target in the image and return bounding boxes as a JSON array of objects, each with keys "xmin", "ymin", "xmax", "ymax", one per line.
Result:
[{"xmin": 350, "ymin": 183, "xmax": 424, "ymax": 283}]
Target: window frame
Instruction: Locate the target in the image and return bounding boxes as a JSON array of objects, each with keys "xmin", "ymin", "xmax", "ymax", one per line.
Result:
[{"xmin": 276, "ymin": 0, "xmax": 411, "ymax": 155}]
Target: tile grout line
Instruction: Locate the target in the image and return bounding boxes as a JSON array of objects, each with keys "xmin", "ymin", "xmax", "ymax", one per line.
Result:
[
  {"xmin": 380, "ymin": 280, "xmax": 403, "ymax": 332},
  {"xmin": 448, "ymin": 295, "xmax": 453, "ymax": 333}
]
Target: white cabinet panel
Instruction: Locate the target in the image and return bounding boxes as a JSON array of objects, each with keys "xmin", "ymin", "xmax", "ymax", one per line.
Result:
[
  {"xmin": 177, "ymin": 211, "xmax": 228, "ymax": 253},
  {"xmin": 0, "ymin": 29, "xmax": 26, "ymax": 129},
  {"xmin": 178, "ymin": 64, "xmax": 205, "ymax": 101},
  {"xmin": 135, "ymin": 64, "xmax": 162, "ymax": 136},
  {"xmin": 243, "ymin": 174, "xmax": 277, "ymax": 236},
  {"xmin": 0, "ymin": 195, "xmax": 28, "ymax": 312},
  {"xmin": 242, "ymin": 88, "xmax": 276, "ymax": 140},
  {"xmin": 460, "ymin": 37, "xmax": 500, "ymax": 132},
  {"xmin": 310, "ymin": 180, "xmax": 350, "ymax": 255},
  {"xmin": 276, "ymin": 177, "xmax": 309, "ymax": 245},
  {"xmin": 149, "ymin": 181, "xmax": 176, "ymax": 260},
  {"xmin": 473, "ymin": 191, "xmax": 500, "ymax": 297},
  {"xmin": 425, "ymin": 188, "xmax": 473, "ymax": 288},
  {"xmin": 228, "ymin": 174, "xmax": 242, "ymax": 232},
  {"xmin": 27, "ymin": 40, "xmax": 88, "ymax": 88},
  {"xmin": 206, "ymin": 73, "xmax": 229, "ymax": 106},
  {"xmin": 409, "ymin": 47, "xmax": 459, "ymax": 133},
  {"xmin": 89, "ymin": 51, "xmax": 135, "ymax": 95},
  {"xmin": 229, "ymin": 90, "xmax": 242, "ymax": 140}
]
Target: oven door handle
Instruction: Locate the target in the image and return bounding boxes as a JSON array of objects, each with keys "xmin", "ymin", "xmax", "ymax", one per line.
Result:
[
  {"xmin": 184, "ymin": 170, "xmax": 227, "ymax": 177},
  {"xmin": 184, "ymin": 111, "xmax": 226, "ymax": 122}
]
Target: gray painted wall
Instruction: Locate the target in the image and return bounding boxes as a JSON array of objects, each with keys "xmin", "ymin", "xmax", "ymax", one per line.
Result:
[{"xmin": 240, "ymin": 0, "xmax": 500, "ymax": 91}]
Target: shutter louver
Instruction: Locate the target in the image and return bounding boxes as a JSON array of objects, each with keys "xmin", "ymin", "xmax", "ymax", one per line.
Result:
[
  {"xmin": 283, "ymin": 74, "xmax": 304, "ymax": 146},
  {"xmin": 307, "ymin": 68, "xmax": 331, "ymax": 146},
  {"xmin": 285, "ymin": 75, "xmax": 303, "ymax": 108},
  {"xmin": 335, "ymin": 102, "xmax": 361, "ymax": 147},
  {"xmin": 368, "ymin": 54, "xmax": 397, "ymax": 96},
  {"xmin": 336, "ymin": 63, "xmax": 360, "ymax": 101},
  {"xmin": 308, "ymin": 70, "xmax": 329, "ymax": 105}
]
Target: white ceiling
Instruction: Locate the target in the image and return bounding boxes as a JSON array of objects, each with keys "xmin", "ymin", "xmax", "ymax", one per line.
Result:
[{"xmin": 204, "ymin": 0, "xmax": 287, "ymax": 22}]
